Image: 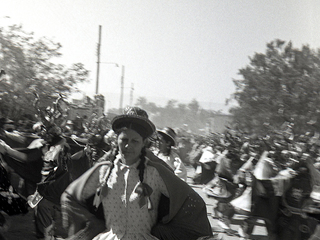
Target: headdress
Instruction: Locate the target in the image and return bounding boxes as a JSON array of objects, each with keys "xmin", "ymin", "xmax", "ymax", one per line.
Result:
[
  {"xmin": 111, "ymin": 107, "xmax": 155, "ymax": 139},
  {"xmin": 157, "ymin": 127, "xmax": 176, "ymax": 146}
]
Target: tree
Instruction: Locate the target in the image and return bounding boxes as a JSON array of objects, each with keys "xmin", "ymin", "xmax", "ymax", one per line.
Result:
[
  {"xmin": 135, "ymin": 96, "xmax": 148, "ymax": 109},
  {"xmin": 0, "ymin": 25, "xmax": 89, "ymax": 120},
  {"xmin": 135, "ymin": 97, "xmax": 158, "ymax": 113},
  {"xmin": 133, "ymin": 96, "xmax": 228, "ymax": 134},
  {"xmin": 229, "ymin": 39, "xmax": 320, "ymax": 135},
  {"xmin": 188, "ymin": 98, "xmax": 200, "ymax": 114}
]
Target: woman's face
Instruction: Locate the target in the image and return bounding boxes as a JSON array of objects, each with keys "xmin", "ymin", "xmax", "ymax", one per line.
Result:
[
  {"xmin": 118, "ymin": 128, "xmax": 146, "ymax": 165},
  {"xmin": 159, "ymin": 135, "xmax": 170, "ymax": 154}
]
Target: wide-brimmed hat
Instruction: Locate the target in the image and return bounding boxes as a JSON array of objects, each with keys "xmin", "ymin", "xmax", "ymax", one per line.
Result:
[
  {"xmin": 157, "ymin": 127, "xmax": 176, "ymax": 146},
  {"xmin": 111, "ymin": 107, "xmax": 155, "ymax": 139}
]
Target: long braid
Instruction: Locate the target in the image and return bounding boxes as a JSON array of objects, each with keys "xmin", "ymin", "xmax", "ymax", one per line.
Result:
[
  {"xmin": 137, "ymin": 147, "xmax": 147, "ymax": 182},
  {"xmin": 91, "ymin": 147, "xmax": 118, "ymax": 216},
  {"xmin": 104, "ymin": 147, "xmax": 118, "ymax": 182}
]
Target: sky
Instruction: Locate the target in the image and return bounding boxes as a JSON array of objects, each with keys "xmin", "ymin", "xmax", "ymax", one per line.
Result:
[{"xmin": 2, "ymin": 0, "xmax": 320, "ymax": 113}]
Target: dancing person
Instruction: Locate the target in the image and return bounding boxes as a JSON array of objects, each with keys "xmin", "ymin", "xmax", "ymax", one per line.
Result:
[
  {"xmin": 154, "ymin": 127, "xmax": 187, "ymax": 181},
  {"xmin": 0, "ymin": 121, "xmax": 71, "ymax": 239},
  {"xmin": 61, "ymin": 107, "xmax": 212, "ymax": 240}
]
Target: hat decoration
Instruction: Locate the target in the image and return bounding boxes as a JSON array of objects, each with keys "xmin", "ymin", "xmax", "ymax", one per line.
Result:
[
  {"xmin": 157, "ymin": 127, "xmax": 176, "ymax": 146},
  {"xmin": 111, "ymin": 107, "xmax": 155, "ymax": 139}
]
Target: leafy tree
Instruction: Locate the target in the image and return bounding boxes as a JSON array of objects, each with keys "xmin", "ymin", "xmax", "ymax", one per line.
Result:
[
  {"xmin": 0, "ymin": 25, "xmax": 89, "ymax": 120},
  {"xmin": 188, "ymin": 98, "xmax": 200, "ymax": 114},
  {"xmin": 135, "ymin": 96, "xmax": 159, "ymax": 114},
  {"xmin": 229, "ymin": 39, "xmax": 320, "ymax": 135},
  {"xmin": 135, "ymin": 96, "xmax": 148, "ymax": 109}
]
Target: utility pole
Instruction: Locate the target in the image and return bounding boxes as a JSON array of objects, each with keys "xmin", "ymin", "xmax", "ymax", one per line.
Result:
[
  {"xmin": 130, "ymin": 83, "xmax": 134, "ymax": 106},
  {"xmin": 119, "ymin": 65, "xmax": 125, "ymax": 112},
  {"xmin": 95, "ymin": 25, "xmax": 102, "ymax": 94}
]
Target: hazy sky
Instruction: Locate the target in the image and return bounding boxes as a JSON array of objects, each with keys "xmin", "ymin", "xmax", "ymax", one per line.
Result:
[{"xmin": 3, "ymin": 0, "xmax": 320, "ymax": 113}]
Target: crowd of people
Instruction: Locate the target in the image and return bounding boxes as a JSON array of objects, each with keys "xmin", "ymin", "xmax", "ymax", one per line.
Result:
[
  {"xmin": 1, "ymin": 98, "xmax": 320, "ymax": 239},
  {"xmin": 190, "ymin": 125, "xmax": 320, "ymax": 239},
  {"xmin": 0, "ymin": 101, "xmax": 212, "ymax": 240}
]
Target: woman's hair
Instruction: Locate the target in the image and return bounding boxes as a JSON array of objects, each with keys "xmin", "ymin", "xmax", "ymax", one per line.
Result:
[
  {"xmin": 137, "ymin": 147, "xmax": 147, "ymax": 182},
  {"xmin": 103, "ymin": 147, "xmax": 118, "ymax": 183},
  {"xmin": 159, "ymin": 134, "xmax": 172, "ymax": 155}
]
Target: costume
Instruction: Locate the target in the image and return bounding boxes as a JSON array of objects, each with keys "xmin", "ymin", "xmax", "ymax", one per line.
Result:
[
  {"xmin": 155, "ymin": 150, "xmax": 188, "ymax": 181},
  {"xmin": 61, "ymin": 157, "xmax": 212, "ymax": 240},
  {"xmin": 0, "ymin": 161, "xmax": 28, "ymax": 216},
  {"xmin": 155, "ymin": 127, "xmax": 188, "ymax": 182},
  {"xmin": 198, "ymin": 146, "xmax": 217, "ymax": 184},
  {"xmin": 33, "ymin": 136, "xmax": 71, "ymax": 239}
]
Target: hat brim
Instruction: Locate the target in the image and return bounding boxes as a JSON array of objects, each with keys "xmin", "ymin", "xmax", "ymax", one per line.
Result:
[
  {"xmin": 157, "ymin": 130, "xmax": 176, "ymax": 146},
  {"xmin": 112, "ymin": 115, "xmax": 155, "ymax": 138}
]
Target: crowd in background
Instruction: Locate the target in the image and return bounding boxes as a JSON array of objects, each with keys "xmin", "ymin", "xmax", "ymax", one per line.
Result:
[{"xmin": 1, "ymin": 107, "xmax": 320, "ymax": 239}]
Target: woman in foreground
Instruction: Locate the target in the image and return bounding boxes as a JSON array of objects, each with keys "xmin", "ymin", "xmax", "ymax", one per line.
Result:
[{"xmin": 61, "ymin": 107, "xmax": 212, "ymax": 240}]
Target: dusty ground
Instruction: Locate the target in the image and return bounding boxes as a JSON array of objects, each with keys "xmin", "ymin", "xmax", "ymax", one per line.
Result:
[{"xmin": 2, "ymin": 167, "xmax": 268, "ymax": 240}]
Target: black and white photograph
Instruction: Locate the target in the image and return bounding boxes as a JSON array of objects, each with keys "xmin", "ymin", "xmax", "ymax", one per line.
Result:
[{"xmin": 1, "ymin": 1, "xmax": 320, "ymax": 239}]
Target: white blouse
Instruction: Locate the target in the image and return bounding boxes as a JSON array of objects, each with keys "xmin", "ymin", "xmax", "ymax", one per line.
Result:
[
  {"xmin": 92, "ymin": 157, "xmax": 169, "ymax": 240},
  {"xmin": 156, "ymin": 151, "xmax": 187, "ymax": 181}
]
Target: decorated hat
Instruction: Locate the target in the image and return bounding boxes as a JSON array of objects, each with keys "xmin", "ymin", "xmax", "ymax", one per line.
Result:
[
  {"xmin": 157, "ymin": 127, "xmax": 176, "ymax": 146},
  {"xmin": 111, "ymin": 107, "xmax": 155, "ymax": 139}
]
